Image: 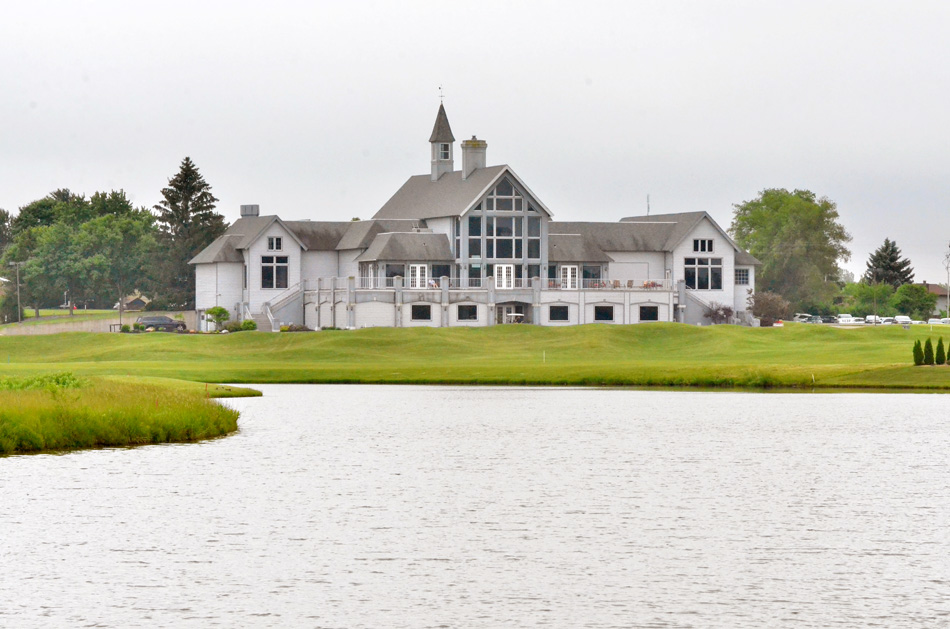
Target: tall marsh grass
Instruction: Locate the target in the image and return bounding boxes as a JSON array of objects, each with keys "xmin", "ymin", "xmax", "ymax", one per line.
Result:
[{"xmin": 0, "ymin": 374, "xmax": 238, "ymax": 455}]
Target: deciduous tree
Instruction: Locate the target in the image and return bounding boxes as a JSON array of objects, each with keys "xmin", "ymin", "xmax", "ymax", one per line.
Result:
[
  {"xmin": 891, "ymin": 283, "xmax": 938, "ymax": 320},
  {"xmin": 730, "ymin": 189, "xmax": 851, "ymax": 310}
]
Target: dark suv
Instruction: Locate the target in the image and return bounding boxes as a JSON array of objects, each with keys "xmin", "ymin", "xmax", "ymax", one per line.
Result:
[{"xmin": 135, "ymin": 315, "xmax": 186, "ymax": 332}]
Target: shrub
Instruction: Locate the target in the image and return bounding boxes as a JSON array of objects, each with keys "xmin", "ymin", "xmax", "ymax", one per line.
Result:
[
  {"xmin": 133, "ymin": 322, "xmax": 145, "ymax": 331},
  {"xmin": 206, "ymin": 306, "xmax": 230, "ymax": 328},
  {"xmin": 241, "ymin": 319, "xmax": 257, "ymax": 331},
  {"xmin": 224, "ymin": 321, "xmax": 243, "ymax": 333},
  {"xmin": 924, "ymin": 338, "xmax": 935, "ymax": 365},
  {"xmin": 937, "ymin": 338, "xmax": 946, "ymax": 366},
  {"xmin": 281, "ymin": 323, "xmax": 313, "ymax": 332},
  {"xmin": 913, "ymin": 340, "xmax": 924, "ymax": 365},
  {"xmin": 747, "ymin": 290, "xmax": 790, "ymax": 327},
  {"xmin": 121, "ymin": 324, "xmax": 131, "ymax": 333},
  {"xmin": 702, "ymin": 302, "xmax": 734, "ymax": 325}
]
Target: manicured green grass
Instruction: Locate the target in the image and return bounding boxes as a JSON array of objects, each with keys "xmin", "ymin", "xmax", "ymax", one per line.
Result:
[
  {"xmin": 0, "ymin": 373, "xmax": 255, "ymax": 455},
  {"xmin": 0, "ymin": 323, "xmax": 948, "ymax": 390}
]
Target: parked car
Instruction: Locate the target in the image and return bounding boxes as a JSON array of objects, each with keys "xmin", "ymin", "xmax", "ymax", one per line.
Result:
[
  {"xmin": 912, "ymin": 320, "xmax": 926, "ymax": 325},
  {"xmin": 928, "ymin": 318, "xmax": 944, "ymax": 325},
  {"xmin": 852, "ymin": 317, "xmax": 865, "ymax": 324},
  {"xmin": 881, "ymin": 317, "xmax": 897, "ymax": 325},
  {"xmin": 942, "ymin": 318, "xmax": 950, "ymax": 325},
  {"xmin": 135, "ymin": 315, "xmax": 186, "ymax": 332},
  {"xmin": 836, "ymin": 314, "xmax": 855, "ymax": 324},
  {"xmin": 894, "ymin": 316, "xmax": 912, "ymax": 326},
  {"xmin": 792, "ymin": 313, "xmax": 813, "ymax": 323},
  {"xmin": 821, "ymin": 315, "xmax": 837, "ymax": 324},
  {"xmin": 806, "ymin": 315, "xmax": 822, "ymax": 324},
  {"xmin": 866, "ymin": 315, "xmax": 884, "ymax": 325}
]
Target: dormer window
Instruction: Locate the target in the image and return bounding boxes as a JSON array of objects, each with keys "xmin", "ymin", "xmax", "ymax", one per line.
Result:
[
  {"xmin": 439, "ymin": 143, "xmax": 450, "ymax": 160},
  {"xmin": 267, "ymin": 237, "xmax": 282, "ymax": 251}
]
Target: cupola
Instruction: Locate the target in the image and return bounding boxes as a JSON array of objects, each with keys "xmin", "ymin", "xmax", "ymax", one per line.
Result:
[{"xmin": 429, "ymin": 103, "xmax": 455, "ymax": 181}]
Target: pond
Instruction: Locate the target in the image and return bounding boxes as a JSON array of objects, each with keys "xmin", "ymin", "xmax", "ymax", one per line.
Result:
[{"xmin": 2, "ymin": 386, "xmax": 949, "ymax": 627}]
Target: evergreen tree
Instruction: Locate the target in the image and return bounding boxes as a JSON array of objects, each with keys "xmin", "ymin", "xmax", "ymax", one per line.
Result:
[
  {"xmin": 863, "ymin": 238, "xmax": 914, "ymax": 287},
  {"xmin": 924, "ymin": 338, "xmax": 935, "ymax": 365},
  {"xmin": 152, "ymin": 157, "xmax": 226, "ymax": 308},
  {"xmin": 913, "ymin": 340, "xmax": 924, "ymax": 366},
  {"xmin": 936, "ymin": 338, "xmax": 946, "ymax": 366}
]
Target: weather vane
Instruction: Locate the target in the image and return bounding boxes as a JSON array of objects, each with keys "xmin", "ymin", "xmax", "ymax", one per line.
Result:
[{"xmin": 439, "ymin": 85, "xmax": 444, "ymax": 103}]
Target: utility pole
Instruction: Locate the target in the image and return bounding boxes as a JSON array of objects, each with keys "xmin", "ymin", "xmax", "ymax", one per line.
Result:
[{"xmin": 8, "ymin": 261, "xmax": 22, "ymax": 323}]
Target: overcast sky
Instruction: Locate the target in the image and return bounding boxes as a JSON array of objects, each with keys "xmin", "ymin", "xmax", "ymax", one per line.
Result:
[{"xmin": 3, "ymin": 1, "xmax": 949, "ymax": 283}]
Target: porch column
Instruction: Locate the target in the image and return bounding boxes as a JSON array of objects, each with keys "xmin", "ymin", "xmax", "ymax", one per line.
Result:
[
  {"xmin": 347, "ymin": 276, "xmax": 356, "ymax": 329},
  {"xmin": 440, "ymin": 276, "xmax": 449, "ymax": 328},
  {"xmin": 394, "ymin": 276, "xmax": 403, "ymax": 328},
  {"xmin": 532, "ymin": 276, "xmax": 541, "ymax": 325}
]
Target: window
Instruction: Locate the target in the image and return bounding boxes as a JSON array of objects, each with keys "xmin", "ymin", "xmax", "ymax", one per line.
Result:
[
  {"xmin": 735, "ymin": 268, "xmax": 749, "ymax": 285},
  {"xmin": 243, "ymin": 265, "xmax": 247, "ymax": 289},
  {"xmin": 439, "ymin": 143, "xmax": 450, "ymax": 160},
  {"xmin": 640, "ymin": 305, "xmax": 659, "ymax": 321},
  {"xmin": 411, "ymin": 304, "xmax": 431, "ymax": 321},
  {"xmin": 549, "ymin": 305, "xmax": 569, "ymax": 321},
  {"xmin": 684, "ymin": 258, "xmax": 723, "ymax": 290},
  {"xmin": 583, "ymin": 265, "xmax": 602, "ymax": 288},
  {"xmin": 693, "ymin": 239, "xmax": 713, "ymax": 253},
  {"xmin": 594, "ymin": 305, "xmax": 614, "ymax": 321},
  {"xmin": 454, "ymin": 218, "xmax": 460, "ymax": 256},
  {"xmin": 267, "ymin": 237, "xmax": 282, "ymax": 251},
  {"xmin": 431, "ymin": 264, "xmax": 451, "ymax": 282},
  {"xmin": 261, "ymin": 256, "xmax": 288, "ymax": 289},
  {"xmin": 468, "ymin": 215, "xmax": 482, "ymax": 258},
  {"xmin": 457, "ymin": 305, "xmax": 477, "ymax": 321},
  {"xmin": 560, "ymin": 265, "xmax": 578, "ymax": 290},
  {"xmin": 527, "ymin": 264, "xmax": 540, "ymax": 281},
  {"xmin": 409, "ymin": 264, "xmax": 428, "ymax": 289},
  {"xmin": 527, "ymin": 216, "xmax": 541, "ymax": 259},
  {"xmin": 386, "ymin": 264, "xmax": 405, "ymax": 279}
]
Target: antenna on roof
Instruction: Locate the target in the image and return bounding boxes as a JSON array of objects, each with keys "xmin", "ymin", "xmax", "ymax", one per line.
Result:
[
  {"xmin": 439, "ymin": 84, "xmax": 444, "ymax": 103},
  {"xmin": 647, "ymin": 194, "xmax": 650, "ymax": 216}
]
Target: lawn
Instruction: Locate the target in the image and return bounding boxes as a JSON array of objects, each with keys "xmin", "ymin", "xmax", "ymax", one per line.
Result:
[{"xmin": 0, "ymin": 323, "xmax": 947, "ymax": 390}]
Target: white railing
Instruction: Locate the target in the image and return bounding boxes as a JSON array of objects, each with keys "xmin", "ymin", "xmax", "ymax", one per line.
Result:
[
  {"xmin": 263, "ymin": 302, "xmax": 277, "ymax": 332},
  {"xmin": 242, "ymin": 302, "xmax": 253, "ymax": 322},
  {"xmin": 267, "ymin": 283, "xmax": 302, "ymax": 311}
]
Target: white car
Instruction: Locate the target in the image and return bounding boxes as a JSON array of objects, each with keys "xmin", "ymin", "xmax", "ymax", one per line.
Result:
[
  {"xmin": 836, "ymin": 314, "xmax": 855, "ymax": 324},
  {"xmin": 927, "ymin": 318, "xmax": 943, "ymax": 325}
]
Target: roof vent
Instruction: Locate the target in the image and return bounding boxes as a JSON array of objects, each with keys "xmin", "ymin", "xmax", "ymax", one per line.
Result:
[{"xmin": 240, "ymin": 204, "xmax": 260, "ymax": 217}]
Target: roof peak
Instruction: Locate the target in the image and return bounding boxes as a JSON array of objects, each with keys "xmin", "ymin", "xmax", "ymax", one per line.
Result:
[{"xmin": 429, "ymin": 103, "xmax": 455, "ymax": 143}]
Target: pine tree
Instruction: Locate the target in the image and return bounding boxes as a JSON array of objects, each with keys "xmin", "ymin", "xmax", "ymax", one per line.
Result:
[
  {"xmin": 936, "ymin": 338, "xmax": 946, "ymax": 365},
  {"xmin": 913, "ymin": 339, "xmax": 924, "ymax": 365},
  {"xmin": 924, "ymin": 338, "xmax": 935, "ymax": 365},
  {"xmin": 863, "ymin": 238, "xmax": 915, "ymax": 288},
  {"xmin": 153, "ymin": 157, "xmax": 226, "ymax": 308}
]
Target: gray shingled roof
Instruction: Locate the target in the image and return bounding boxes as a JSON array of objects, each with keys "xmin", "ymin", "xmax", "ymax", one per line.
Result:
[
  {"xmin": 734, "ymin": 249, "xmax": 761, "ymax": 265},
  {"xmin": 372, "ymin": 165, "xmax": 508, "ymax": 220},
  {"xmin": 547, "ymin": 234, "xmax": 612, "ymax": 263},
  {"xmin": 428, "ymin": 103, "xmax": 455, "ymax": 143},
  {"xmin": 189, "ymin": 234, "xmax": 244, "ymax": 264},
  {"xmin": 284, "ymin": 221, "xmax": 351, "ymax": 250},
  {"xmin": 335, "ymin": 219, "xmax": 425, "ymax": 250},
  {"xmin": 621, "ymin": 211, "xmax": 760, "ymax": 264},
  {"xmin": 356, "ymin": 232, "xmax": 455, "ymax": 262},
  {"xmin": 549, "ymin": 222, "xmax": 677, "ymax": 252}
]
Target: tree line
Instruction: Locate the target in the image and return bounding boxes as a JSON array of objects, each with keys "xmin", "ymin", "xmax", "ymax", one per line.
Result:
[
  {"xmin": 0, "ymin": 157, "xmax": 225, "ymax": 322},
  {"xmin": 730, "ymin": 188, "xmax": 939, "ymax": 322}
]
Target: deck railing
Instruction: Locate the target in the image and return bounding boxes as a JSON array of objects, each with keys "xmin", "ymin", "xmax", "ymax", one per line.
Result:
[{"xmin": 309, "ymin": 277, "xmax": 672, "ymax": 292}]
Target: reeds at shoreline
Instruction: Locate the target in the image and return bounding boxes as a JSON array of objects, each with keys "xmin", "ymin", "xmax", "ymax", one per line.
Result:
[{"xmin": 0, "ymin": 374, "xmax": 239, "ymax": 455}]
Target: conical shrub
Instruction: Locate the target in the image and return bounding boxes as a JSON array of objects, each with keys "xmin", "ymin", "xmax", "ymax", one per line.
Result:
[
  {"xmin": 937, "ymin": 338, "xmax": 946, "ymax": 365},
  {"xmin": 924, "ymin": 338, "xmax": 935, "ymax": 365},
  {"xmin": 913, "ymin": 339, "xmax": 924, "ymax": 365}
]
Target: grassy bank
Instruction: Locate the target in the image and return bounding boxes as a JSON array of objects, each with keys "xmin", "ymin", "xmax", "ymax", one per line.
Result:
[
  {"xmin": 0, "ymin": 373, "xmax": 258, "ymax": 455},
  {"xmin": 0, "ymin": 323, "xmax": 948, "ymax": 390}
]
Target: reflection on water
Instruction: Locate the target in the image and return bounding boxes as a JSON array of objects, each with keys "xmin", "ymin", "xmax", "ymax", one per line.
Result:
[{"xmin": 2, "ymin": 386, "xmax": 949, "ymax": 627}]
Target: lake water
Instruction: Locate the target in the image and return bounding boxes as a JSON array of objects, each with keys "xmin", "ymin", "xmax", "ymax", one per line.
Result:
[{"xmin": 2, "ymin": 386, "xmax": 949, "ymax": 628}]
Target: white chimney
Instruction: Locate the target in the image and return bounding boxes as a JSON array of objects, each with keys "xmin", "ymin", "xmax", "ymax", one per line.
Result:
[
  {"xmin": 240, "ymin": 204, "xmax": 260, "ymax": 217},
  {"xmin": 461, "ymin": 136, "xmax": 487, "ymax": 180}
]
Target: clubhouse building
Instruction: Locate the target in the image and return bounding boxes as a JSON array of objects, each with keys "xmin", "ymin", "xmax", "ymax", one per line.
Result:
[{"xmin": 191, "ymin": 105, "xmax": 759, "ymax": 331}]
